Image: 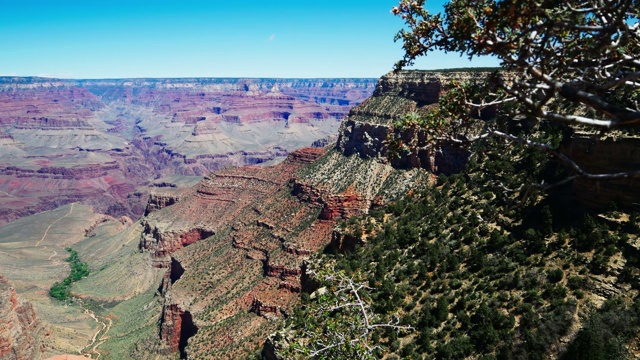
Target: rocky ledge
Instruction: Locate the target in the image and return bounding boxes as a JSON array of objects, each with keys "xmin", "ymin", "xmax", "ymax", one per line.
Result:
[{"xmin": 335, "ymin": 71, "xmax": 480, "ymax": 174}]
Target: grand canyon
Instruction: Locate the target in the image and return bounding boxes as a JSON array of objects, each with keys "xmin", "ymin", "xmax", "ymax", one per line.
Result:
[
  {"xmin": 1, "ymin": 70, "xmax": 639, "ymax": 359},
  {"xmin": 0, "ymin": 77, "xmax": 376, "ymax": 226},
  {"xmin": 3, "ymin": 0, "xmax": 640, "ymax": 358},
  {"xmin": 0, "ymin": 75, "xmax": 377, "ymax": 358}
]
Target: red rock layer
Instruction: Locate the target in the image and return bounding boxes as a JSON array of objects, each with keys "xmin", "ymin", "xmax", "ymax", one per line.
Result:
[
  {"xmin": 135, "ymin": 147, "xmax": 376, "ymax": 357},
  {"xmin": 139, "ymin": 148, "xmax": 328, "ymax": 263},
  {"xmin": 159, "ymin": 303, "xmax": 197, "ymax": 355},
  {"xmin": 292, "ymin": 181, "xmax": 371, "ymax": 221},
  {"xmin": 0, "ymin": 275, "xmax": 49, "ymax": 360},
  {"xmin": 0, "ymin": 88, "xmax": 102, "ymax": 128},
  {"xmin": 159, "ymin": 304, "xmax": 183, "ymax": 351}
]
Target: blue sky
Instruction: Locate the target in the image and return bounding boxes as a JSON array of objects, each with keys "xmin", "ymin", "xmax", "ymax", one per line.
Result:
[{"xmin": 0, "ymin": 1, "xmax": 497, "ymax": 79}]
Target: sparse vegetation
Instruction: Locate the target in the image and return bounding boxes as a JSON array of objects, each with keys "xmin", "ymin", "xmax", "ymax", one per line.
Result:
[{"xmin": 279, "ymin": 125, "xmax": 640, "ymax": 358}]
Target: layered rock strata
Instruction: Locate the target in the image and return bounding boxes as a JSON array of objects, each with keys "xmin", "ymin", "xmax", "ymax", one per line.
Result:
[
  {"xmin": 335, "ymin": 71, "xmax": 484, "ymax": 174},
  {"xmin": 0, "ymin": 276, "xmax": 48, "ymax": 360},
  {"xmin": 137, "ymin": 73, "xmax": 462, "ymax": 359},
  {"xmin": 0, "ymin": 77, "xmax": 376, "ymax": 225}
]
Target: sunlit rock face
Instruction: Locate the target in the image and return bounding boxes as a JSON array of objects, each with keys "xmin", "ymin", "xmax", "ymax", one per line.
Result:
[{"xmin": 0, "ymin": 275, "xmax": 49, "ymax": 360}]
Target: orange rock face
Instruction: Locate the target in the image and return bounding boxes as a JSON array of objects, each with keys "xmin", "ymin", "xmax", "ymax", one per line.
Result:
[
  {"xmin": 0, "ymin": 276, "xmax": 49, "ymax": 360},
  {"xmin": 159, "ymin": 303, "xmax": 198, "ymax": 356}
]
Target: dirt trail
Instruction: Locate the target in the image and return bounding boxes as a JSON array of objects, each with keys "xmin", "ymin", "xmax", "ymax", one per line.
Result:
[
  {"xmin": 46, "ymin": 250, "xmax": 64, "ymax": 266},
  {"xmin": 36, "ymin": 203, "xmax": 112, "ymax": 357},
  {"xmin": 36, "ymin": 203, "xmax": 75, "ymax": 247},
  {"xmin": 0, "ymin": 191, "xmax": 15, "ymax": 198},
  {"xmin": 80, "ymin": 306, "xmax": 112, "ymax": 359}
]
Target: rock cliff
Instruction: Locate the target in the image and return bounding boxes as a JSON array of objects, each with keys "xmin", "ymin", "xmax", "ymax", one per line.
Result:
[
  {"xmin": 335, "ymin": 70, "xmax": 639, "ymax": 207},
  {"xmin": 0, "ymin": 276, "xmax": 48, "ymax": 360},
  {"xmin": 336, "ymin": 71, "xmax": 487, "ymax": 173},
  {"xmin": 133, "ymin": 72, "xmax": 455, "ymax": 358}
]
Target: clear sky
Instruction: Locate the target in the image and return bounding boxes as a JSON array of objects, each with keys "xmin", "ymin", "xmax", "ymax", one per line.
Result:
[{"xmin": 0, "ymin": 0, "xmax": 497, "ymax": 79}]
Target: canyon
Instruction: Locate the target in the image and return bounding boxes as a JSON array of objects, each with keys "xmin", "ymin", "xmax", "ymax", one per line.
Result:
[
  {"xmin": 0, "ymin": 77, "xmax": 376, "ymax": 226},
  {"xmin": 0, "ymin": 70, "xmax": 638, "ymax": 359}
]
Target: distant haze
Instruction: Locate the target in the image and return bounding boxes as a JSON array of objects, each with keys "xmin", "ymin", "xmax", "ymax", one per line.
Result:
[{"xmin": 0, "ymin": 0, "xmax": 497, "ymax": 79}]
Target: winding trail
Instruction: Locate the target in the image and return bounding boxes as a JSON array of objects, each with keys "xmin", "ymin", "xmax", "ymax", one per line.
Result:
[
  {"xmin": 36, "ymin": 203, "xmax": 75, "ymax": 247},
  {"xmin": 29, "ymin": 202, "xmax": 113, "ymax": 357},
  {"xmin": 80, "ymin": 306, "xmax": 112, "ymax": 360},
  {"xmin": 46, "ymin": 250, "xmax": 64, "ymax": 266}
]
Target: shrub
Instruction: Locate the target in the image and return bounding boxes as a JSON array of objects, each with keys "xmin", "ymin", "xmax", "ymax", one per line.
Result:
[{"xmin": 546, "ymin": 269, "xmax": 564, "ymax": 283}]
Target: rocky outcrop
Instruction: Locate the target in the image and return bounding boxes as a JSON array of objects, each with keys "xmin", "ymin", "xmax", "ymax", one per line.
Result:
[
  {"xmin": 336, "ymin": 71, "xmax": 477, "ymax": 174},
  {"xmin": 250, "ymin": 298, "xmax": 287, "ymax": 319},
  {"xmin": 292, "ymin": 180, "xmax": 370, "ymax": 221},
  {"xmin": 285, "ymin": 147, "xmax": 325, "ymax": 164},
  {"xmin": 265, "ymin": 263, "xmax": 302, "ymax": 279},
  {"xmin": 158, "ymin": 257, "xmax": 186, "ymax": 296},
  {"xmin": 0, "ymin": 276, "xmax": 48, "ymax": 360},
  {"xmin": 290, "ymin": 180, "xmax": 324, "ymax": 205},
  {"xmin": 337, "ymin": 119, "xmax": 391, "ymax": 159},
  {"xmin": 159, "ymin": 304, "xmax": 198, "ymax": 358},
  {"xmin": 139, "ymin": 221, "xmax": 215, "ymax": 266},
  {"xmin": 144, "ymin": 192, "xmax": 181, "ymax": 215},
  {"xmin": 320, "ymin": 186, "xmax": 370, "ymax": 220}
]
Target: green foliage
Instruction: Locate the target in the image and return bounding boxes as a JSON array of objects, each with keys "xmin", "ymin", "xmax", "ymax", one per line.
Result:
[
  {"xmin": 49, "ymin": 281, "xmax": 70, "ymax": 301},
  {"xmin": 392, "ymin": 0, "xmax": 640, "ymax": 131},
  {"xmin": 282, "ymin": 127, "xmax": 639, "ymax": 358},
  {"xmin": 49, "ymin": 247, "xmax": 89, "ymax": 301},
  {"xmin": 279, "ymin": 268, "xmax": 411, "ymax": 359},
  {"xmin": 386, "ymin": 111, "xmax": 450, "ymax": 162},
  {"xmin": 546, "ymin": 268, "xmax": 564, "ymax": 283},
  {"xmin": 562, "ymin": 299, "xmax": 640, "ymax": 360}
]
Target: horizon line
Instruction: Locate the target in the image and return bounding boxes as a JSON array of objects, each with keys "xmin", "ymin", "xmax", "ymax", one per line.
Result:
[{"xmin": 0, "ymin": 67, "xmax": 501, "ymax": 82}]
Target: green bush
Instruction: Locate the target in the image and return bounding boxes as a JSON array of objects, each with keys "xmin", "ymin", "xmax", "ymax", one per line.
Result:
[
  {"xmin": 546, "ymin": 268, "xmax": 564, "ymax": 283},
  {"xmin": 48, "ymin": 248, "xmax": 89, "ymax": 301},
  {"xmin": 566, "ymin": 276, "xmax": 585, "ymax": 290}
]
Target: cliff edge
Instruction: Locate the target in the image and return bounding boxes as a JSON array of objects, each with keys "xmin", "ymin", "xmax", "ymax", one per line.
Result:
[{"xmin": 0, "ymin": 275, "xmax": 48, "ymax": 360}]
